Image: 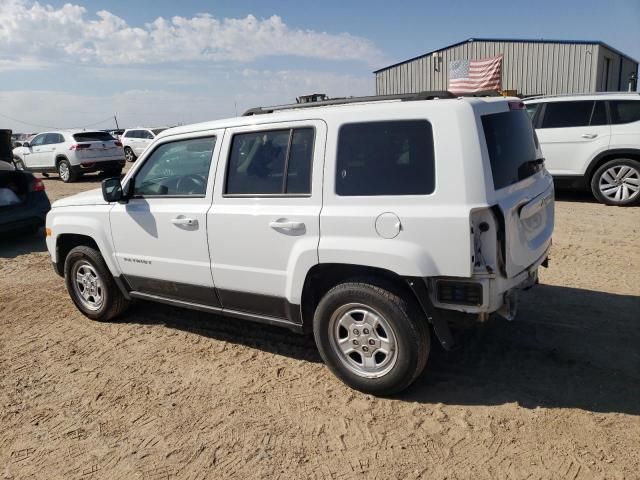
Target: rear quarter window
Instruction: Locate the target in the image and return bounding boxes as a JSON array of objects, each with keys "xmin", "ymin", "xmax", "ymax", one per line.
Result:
[
  {"xmin": 336, "ymin": 120, "xmax": 435, "ymax": 196},
  {"xmin": 610, "ymin": 100, "xmax": 640, "ymax": 124},
  {"xmin": 482, "ymin": 110, "xmax": 542, "ymax": 190}
]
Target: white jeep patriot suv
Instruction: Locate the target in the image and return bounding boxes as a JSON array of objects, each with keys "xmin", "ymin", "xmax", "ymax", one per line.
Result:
[{"xmin": 45, "ymin": 92, "xmax": 554, "ymax": 394}]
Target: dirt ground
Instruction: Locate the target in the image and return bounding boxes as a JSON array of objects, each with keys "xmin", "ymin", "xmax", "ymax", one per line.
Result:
[{"xmin": 1, "ymin": 171, "xmax": 639, "ymax": 480}]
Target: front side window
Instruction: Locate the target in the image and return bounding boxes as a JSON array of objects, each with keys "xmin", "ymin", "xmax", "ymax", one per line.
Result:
[
  {"xmin": 336, "ymin": 120, "xmax": 435, "ymax": 196},
  {"xmin": 44, "ymin": 133, "xmax": 63, "ymax": 144},
  {"xmin": 133, "ymin": 137, "xmax": 216, "ymax": 197},
  {"xmin": 225, "ymin": 128, "xmax": 314, "ymax": 195},
  {"xmin": 526, "ymin": 103, "xmax": 540, "ymax": 121},
  {"xmin": 540, "ymin": 101, "xmax": 595, "ymax": 128},
  {"xmin": 142, "ymin": 130, "xmax": 155, "ymax": 139},
  {"xmin": 30, "ymin": 134, "xmax": 47, "ymax": 146},
  {"xmin": 610, "ymin": 100, "xmax": 640, "ymax": 124}
]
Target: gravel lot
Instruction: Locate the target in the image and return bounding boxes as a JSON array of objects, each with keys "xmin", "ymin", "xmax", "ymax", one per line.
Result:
[{"xmin": 1, "ymin": 171, "xmax": 639, "ymax": 479}]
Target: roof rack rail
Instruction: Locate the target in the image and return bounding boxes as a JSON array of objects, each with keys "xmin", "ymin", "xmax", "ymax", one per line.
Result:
[
  {"xmin": 242, "ymin": 91, "xmax": 456, "ymax": 116},
  {"xmin": 523, "ymin": 91, "xmax": 640, "ymax": 100}
]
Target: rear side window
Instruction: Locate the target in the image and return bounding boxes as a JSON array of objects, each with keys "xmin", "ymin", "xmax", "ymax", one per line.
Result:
[
  {"xmin": 336, "ymin": 120, "xmax": 435, "ymax": 196},
  {"xmin": 44, "ymin": 133, "xmax": 64, "ymax": 144},
  {"xmin": 482, "ymin": 110, "xmax": 542, "ymax": 190},
  {"xmin": 225, "ymin": 128, "xmax": 314, "ymax": 195},
  {"xmin": 610, "ymin": 101, "xmax": 640, "ymax": 124},
  {"xmin": 124, "ymin": 131, "xmax": 136, "ymax": 138},
  {"xmin": 73, "ymin": 132, "xmax": 114, "ymax": 142},
  {"xmin": 540, "ymin": 101, "xmax": 607, "ymax": 128}
]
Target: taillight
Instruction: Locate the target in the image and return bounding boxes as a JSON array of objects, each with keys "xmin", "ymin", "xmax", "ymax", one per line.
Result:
[
  {"xmin": 31, "ymin": 178, "xmax": 45, "ymax": 192},
  {"xmin": 69, "ymin": 143, "xmax": 91, "ymax": 150},
  {"xmin": 114, "ymin": 141, "xmax": 122, "ymax": 147},
  {"xmin": 508, "ymin": 101, "xmax": 526, "ymax": 110}
]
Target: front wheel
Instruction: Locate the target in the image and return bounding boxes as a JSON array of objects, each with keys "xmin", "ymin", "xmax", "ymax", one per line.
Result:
[
  {"xmin": 64, "ymin": 246, "xmax": 130, "ymax": 321},
  {"xmin": 124, "ymin": 147, "xmax": 136, "ymax": 163},
  {"xmin": 590, "ymin": 158, "xmax": 640, "ymax": 206},
  {"xmin": 313, "ymin": 281, "xmax": 430, "ymax": 395}
]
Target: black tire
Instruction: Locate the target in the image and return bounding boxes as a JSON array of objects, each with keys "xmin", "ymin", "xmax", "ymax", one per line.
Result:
[
  {"xmin": 64, "ymin": 245, "xmax": 130, "ymax": 321},
  {"xmin": 590, "ymin": 158, "xmax": 640, "ymax": 206},
  {"xmin": 57, "ymin": 158, "xmax": 77, "ymax": 183},
  {"xmin": 13, "ymin": 157, "xmax": 26, "ymax": 170},
  {"xmin": 313, "ymin": 280, "xmax": 430, "ymax": 395},
  {"xmin": 124, "ymin": 147, "xmax": 136, "ymax": 163}
]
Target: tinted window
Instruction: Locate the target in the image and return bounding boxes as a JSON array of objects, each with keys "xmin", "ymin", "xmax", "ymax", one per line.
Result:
[
  {"xmin": 482, "ymin": 110, "xmax": 542, "ymax": 190},
  {"xmin": 336, "ymin": 120, "xmax": 435, "ymax": 196},
  {"xmin": 526, "ymin": 103, "xmax": 540, "ymax": 120},
  {"xmin": 152, "ymin": 128, "xmax": 167, "ymax": 136},
  {"xmin": 44, "ymin": 133, "xmax": 64, "ymax": 144},
  {"xmin": 590, "ymin": 101, "xmax": 608, "ymax": 126},
  {"xmin": 142, "ymin": 130, "xmax": 155, "ymax": 139},
  {"xmin": 133, "ymin": 137, "xmax": 216, "ymax": 197},
  {"xmin": 73, "ymin": 132, "xmax": 114, "ymax": 142},
  {"xmin": 610, "ymin": 100, "xmax": 640, "ymax": 124},
  {"xmin": 225, "ymin": 128, "xmax": 314, "ymax": 195},
  {"xmin": 541, "ymin": 101, "xmax": 593, "ymax": 128},
  {"xmin": 30, "ymin": 134, "xmax": 46, "ymax": 147},
  {"xmin": 124, "ymin": 130, "xmax": 136, "ymax": 138}
]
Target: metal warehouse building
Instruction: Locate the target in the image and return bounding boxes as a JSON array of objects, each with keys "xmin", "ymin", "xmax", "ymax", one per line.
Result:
[{"xmin": 374, "ymin": 38, "xmax": 638, "ymax": 97}]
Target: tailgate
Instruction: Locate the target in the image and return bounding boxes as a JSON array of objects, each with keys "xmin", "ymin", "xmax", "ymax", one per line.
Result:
[
  {"xmin": 497, "ymin": 178, "xmax": 554, "ymax": 277},
  {"xmin": 72, "ymin": 132, "xmax": 122, "ymax": 160}
]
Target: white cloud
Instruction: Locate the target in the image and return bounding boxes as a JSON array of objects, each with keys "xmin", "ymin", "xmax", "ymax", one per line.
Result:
[
  {"xmin": 0, "ymin": 0, "xmax": 383, "ymax": 66},
  {"xmin": 0, "ymin": 69, "xmax": 374, "ymax": 131}
]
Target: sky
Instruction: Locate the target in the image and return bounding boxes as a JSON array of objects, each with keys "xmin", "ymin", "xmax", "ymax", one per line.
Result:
[{"xmin": 1, "ymin": 0, "xmax": 639, "ymax": 132}]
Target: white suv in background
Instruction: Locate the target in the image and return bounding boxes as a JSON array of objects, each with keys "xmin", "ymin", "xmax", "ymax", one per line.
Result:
[
  {"xmin": 121, "ymin": 127, "xmax": 168, "ymax": 162},
  {"xmin": 524, "ymin": 93, "xmax": 640, "ymax": 206},
  {"xmin": 45, "ymin": 93, "xmax": 554, "ymax": 395},
  {"xmin": 12, "ymin": 130, "xmax": 125, "ymax": 183}
]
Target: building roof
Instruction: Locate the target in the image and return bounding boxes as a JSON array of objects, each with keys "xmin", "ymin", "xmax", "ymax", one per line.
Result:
[{"xmin": 373, "ymin": 38, "xmax": 638, "ymax": 73}]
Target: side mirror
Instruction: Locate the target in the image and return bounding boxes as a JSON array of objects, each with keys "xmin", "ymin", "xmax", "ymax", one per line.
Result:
[
  {"xmin": 102, "ymin": 177, "xmax": 124, "ymax": 202},
  {"xmin": 22, "ymin": 141, "xmax": 30, "ymax": 148}
]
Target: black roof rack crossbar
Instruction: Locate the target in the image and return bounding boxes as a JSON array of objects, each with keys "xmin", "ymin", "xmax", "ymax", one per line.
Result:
[{"xmin": 242, "ymin": 91, "xmax": 457, "ymax": 116}]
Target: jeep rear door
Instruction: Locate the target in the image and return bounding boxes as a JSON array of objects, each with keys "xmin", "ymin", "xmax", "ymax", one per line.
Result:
[
  {"xmin": 534, "ymin": 100, "xmax": 611, "ymax": 175},
  {"xmin": 207, "ymin": 120, "xmax": 325, "ymax": 323}
]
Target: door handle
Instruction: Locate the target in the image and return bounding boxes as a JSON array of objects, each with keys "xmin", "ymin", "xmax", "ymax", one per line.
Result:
[
  {"xmin": 269, "ymin": 219, "xmax": 306, "ymax": 234},
  {"xmin": 581, "ymin": 133, "xmax": 597, "ymax": 139},
  {"xmin": 171, "ymin": 216, "xmax": 197, "ymax": 227}
]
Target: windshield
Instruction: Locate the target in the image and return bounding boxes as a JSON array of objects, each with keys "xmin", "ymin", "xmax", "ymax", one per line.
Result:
[
  {"xmin": 482, "ymin": 110, "xmax": 542, "ymax": 190},
  {"xmin": 152, "ymin": 128, "xmax": 167, "ymax": 135}
]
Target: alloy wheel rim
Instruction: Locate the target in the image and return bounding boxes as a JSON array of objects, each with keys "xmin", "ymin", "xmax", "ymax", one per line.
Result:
[
  {"xmin": 71, "ymin": 261, "xmax": 105, "ymax": 311},
  {"xmin": 59, "ymin": 162, "xmax": 69, "ymax": 181},
  {"xmin": 125, "ymin": 149, "xmax": 133, "ymax": 161},
  {"xmin": 599, "ymin": 165, "xmax": 640, "ymax": 203},
  {"xmin": 328, "ymin": 303, "xmax": 398, "ymax": 379}
]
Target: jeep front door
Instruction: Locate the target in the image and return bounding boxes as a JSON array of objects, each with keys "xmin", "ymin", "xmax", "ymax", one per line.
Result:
[
  {"xmin": 109, "ymin": 132, "xmax": 222, "ymax": 305},
  {"xmin": 208, "ymin": 121, "xmax": 325, "ymax": 323}
]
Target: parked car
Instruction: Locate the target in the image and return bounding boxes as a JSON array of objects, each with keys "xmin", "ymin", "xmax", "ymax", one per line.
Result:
[
  {"xmin": 524, "ymin": 92, "xmax": 640, "ymax": 206},
  {"xmin": 121, "ymin": 127, "xmax": 168, "ymax": 162},
  {"xmin": 12, "ymin": 130, "xmax": 125, "ymax": 183},
  {"xmin": 45, "ymin": 93, "xmax": 554, "ymax": 395},
  {"xmin": 0, "ymin": 159, "xmax": 51, "ymax": 235},
  {"xmin": 107, "ymin": 129, "xmax": 125, "ymax": 141}
]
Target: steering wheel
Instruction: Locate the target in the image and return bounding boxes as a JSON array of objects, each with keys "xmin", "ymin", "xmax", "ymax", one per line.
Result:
[{"xmin": 176, "ymin": 174, "xmax": 205, "ymax": 194}]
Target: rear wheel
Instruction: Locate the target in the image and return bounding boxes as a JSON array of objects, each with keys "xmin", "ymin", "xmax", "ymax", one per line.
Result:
[
  {"xmin": 591, "ymin": 158, "xmax": 640, "ymax": 206},
  {"xmin": 64, "ymin": 246, "xmax": 129, "ymax": 321},
  {"xmin": 313, "ymin": 281, "xmax": 430, "ymax": 395},
  {"xmin": 57, "ymin": 158, "xmax": 77, "ymax": 183},
  {"xmin": 124, "ymin": 147, "xmax": 136, "ymax": 163}
]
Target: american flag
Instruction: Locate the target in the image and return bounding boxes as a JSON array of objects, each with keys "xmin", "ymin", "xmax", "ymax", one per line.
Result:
[{"xmin": 448, "ymin": 55, "xmax": 503, "ymax": 94}]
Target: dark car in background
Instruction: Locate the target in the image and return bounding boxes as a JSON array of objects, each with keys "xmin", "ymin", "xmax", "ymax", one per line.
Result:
[{"xmin": 0, "ymin": 129, "xmax": 51, "ymax": 235}]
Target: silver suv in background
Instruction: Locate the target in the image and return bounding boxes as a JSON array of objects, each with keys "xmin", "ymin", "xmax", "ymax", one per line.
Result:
[
  {"xmin": 12, "ymin": 130, "xmax": 125, "ymax": 183},
  {"xmin": 121, "ymin": 128, "xmax": 168, "ymax": 162},
  {"xmin": 524, "ymin": 93, "xmax": 640, "ymax": 206}
]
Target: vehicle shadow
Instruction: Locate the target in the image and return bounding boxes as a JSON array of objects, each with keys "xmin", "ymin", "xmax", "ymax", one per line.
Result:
[
  {"xmin": 554, "ymin": 188, "xmax": 598, "ymax": 204},
  {"xmin": 405, "ymin": 284, "xmax": 640, "ymax": 415},
  {"xmin": 122, "ymin": 283, "xmax": 640, "ymax": 415},
  {"xmin": 0, "ymin": 231, "xmax": 47, "ymax": 258}
]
